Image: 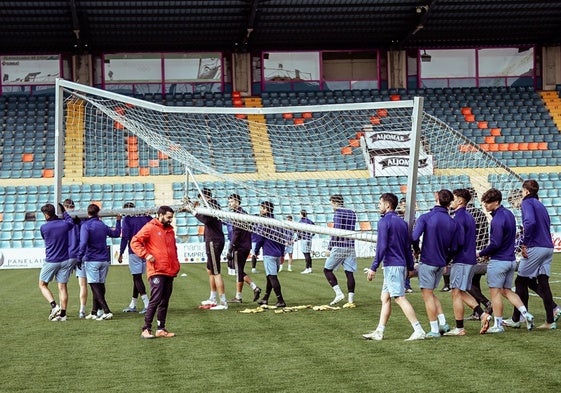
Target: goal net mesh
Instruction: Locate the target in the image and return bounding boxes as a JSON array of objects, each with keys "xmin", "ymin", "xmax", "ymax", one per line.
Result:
[{"xmin": 59, "ymin": 81, "xmax": 523, "ymax": 254}]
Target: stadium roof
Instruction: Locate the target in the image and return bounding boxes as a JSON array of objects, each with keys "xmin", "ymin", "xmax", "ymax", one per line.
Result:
[{"xmin": 1, "ymin": 1, "xmax": 561, "ymax": 54}]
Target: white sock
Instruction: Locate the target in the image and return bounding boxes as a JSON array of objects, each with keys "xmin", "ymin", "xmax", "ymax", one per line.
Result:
[
  {"xmin": 348, "ymin": 292, "xmax": 355, "ymax": 303},
  {"xmin": 333, "ymin": 285, "xmax": 343, "ymax": 296},
  {"xmin": 209, "ymin": 291, "xmax": 217, "ymax": 301},
  {"xmin": 494, "ymin": 316, "xmax": 503, "ymax": 327},
  {"xmin": 129, "ymin": 297, "xmax": 137, "ymax": 309},
  {"xmin": 219, "ymin": 294, "xmax": 227, "ymax": 304},
  {"xmin": 430, "ymin": 320, "xmax": 439, "ymax": 333},
  {"xmin": 377, "ymin": 325, "xmax": 386, "ymax": 332},
  {"xmin": 141, "ymin": 294, "xmax": 149, "ymax": 307},
  {"xmin": 249, "ymin": 282, "xmax": 257, "ymax": 290},
  {"xmin": 236, "ymin": 292, "xmax": 242, "ymax": 299},
  {"xmin": 518, "ymin": 306, "xmax": 528, "ymax": 315},
  {"xmin": 80, "ymin": 304, "xmax": 86, "ymax": 313},
  {"xmin": 412, "ymin": 321, "xmax": 424, "ymax": 333},
  {"xmin": 437, "ymin": 313, "xmax": 446, "ymax": 325}
]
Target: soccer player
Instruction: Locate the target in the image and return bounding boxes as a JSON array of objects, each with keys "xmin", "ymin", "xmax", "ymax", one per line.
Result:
[
  {"xmin": 464, "ymin": 187, "xmax": 492, "ymax": 320},
  {"xmin": 118, "ymin": 202, "xmax": 152, "ymax": 314},
  {"xmin": 279, "ymin": 215, "xmax": 295, "ymax": 272},
  {"xmin": 362, "ymin": 193, "xmax": 426, "ymax": 341},
  {"xmin": 131, "ymin": 206, "xmax": 180, "ymax": 339},
  {"xmin": 444, "ymin": 189, "xmax": 487, "ymax": 336},
  {"xmin": 254, "ymin": 201, "xmax": 287, "ymax": 307},
  {"xmin": 39, "ymin": 203, "xmax": 75, "ymax": 321},
  {"xmin": 412, "ymin": 189, "xmax": 459, "ymax": 338},
  {"xmin": 77, "ymin": 204, "xmax": 121, "ymax": 321},
  {"xmin": 503, "ymin": 180, "xmax": 560, "ymax": 329},
  {"xmin": 324, "ymin": 194, "xmax": 357, "ymax": 307},
  {"xmin": 298, "ymin": 210, "xmax": 315, "ymax": 274},
  {"xmin": 226, "ymin": 193, "xmax": 261, "ymax": 303},
  {"xmin": 195, "ymin": 188, "xmax": 228, "ymax": 310},
  {"xmin": 62, "ymin": 198, "xmax": 89, "ymax": 319},
  {"xmin": 477, "ymin": 188, "xmax": 534, "ymax": 334}
]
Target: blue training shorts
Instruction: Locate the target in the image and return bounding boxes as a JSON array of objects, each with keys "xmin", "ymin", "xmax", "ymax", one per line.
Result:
[
  {"xmin": 324, "ymin": 247, "xmax": 357, "ymax": 272},
  {"xmin": 39, "ymin": 259, "xmax": 73, "ymax": 284},
  {"xmin": 381, "ymin": 266, "xmax": 407, "ymax": 297},
  {"xmin": 487, "ymin": 259, "xmax": 517, "ymax": 289},
  {"xmin": 450, "ymin": 263, "xmax": 475, "ymax": 291},
  {"xmin": 417, "ymin": 263, "xmax": 444, "ymax": 290},
  {"xmin": 517, "ymin": 246, "xmax": 553, "ymax": 278}
]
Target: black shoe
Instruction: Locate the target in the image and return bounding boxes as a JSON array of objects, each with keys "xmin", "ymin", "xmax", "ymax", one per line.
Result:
[
  {"xmin": 275, "ymin": 301, "xmax": 286, "ymax": 308},
  {"xmin": 440, "ymin": 286, "xmax": 450, "ymax": 292},
  {"xmin": 257, "ymin": 299, "xmax": 268, "ymax": 306},
  {"xmin": 253, "ymin": 287, "xmax": 262, "ymax": 302},
  {"xmin": 228, "ymin": 298, "xmax": 242, "ymax": 303}
]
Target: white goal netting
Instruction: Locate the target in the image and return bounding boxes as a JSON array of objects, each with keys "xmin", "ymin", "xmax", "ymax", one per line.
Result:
[{"xmin": 57, "ymin": 80, "xmax": 524, "ymax": 253}]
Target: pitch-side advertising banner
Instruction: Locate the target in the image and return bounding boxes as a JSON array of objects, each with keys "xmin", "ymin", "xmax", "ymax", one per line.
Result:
[
  {"xmin": 0, "ymin": 239, "xmax": 378, "ymax": 269},
  {"xmin": 3, "ymin": 234, "xmax": 560, "ymax": 269}
]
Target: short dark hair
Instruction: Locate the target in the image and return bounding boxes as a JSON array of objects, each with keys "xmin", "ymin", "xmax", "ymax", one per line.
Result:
[
  {"xmin": 481, "ymin": 188, "xmax": 502, "ymax": 204},
  {"xmin": 157, "ymin": 205, "xmax": 175, "ymax": 216},
  {"xmin": 228, "ymin": 193, "xmax": 241, "ymax": 203},
  {"xmin": 63, "ymin": 198, "xmax": 75, "ymax": 208},
  {"xmin": 453, "ymin": 188, "xmax": 471, "ymax": 204},
  {"xmin": 437, "ymin": 189, "xmax": 454, "ymax": 208},
  {"xmin": 522, "ymin": 179, "xmax": 539, "ymax": 195},
  {"xmin": 286, "ymin": 215, "xmax": 293, "ymax": 220},
  {"xmin": 123, "ymin": 202, "xmax": 135, "ymax": 208},
  {"xmin": 330, "ymin": 194, "xmax": 344, "ymax": 205},
  {"xmin": 380, "ymin": 193, "xmax": 398, "ymax": 210},
  {"xmin": 199, "ymin": 188, "xmax": 212, "ymax": 198},
  {"xmin": 41, "ymin": 203, "xmax": 56, "ymax": 217},
  {"xmin": 300, "ymin": 209, "xmax": 307, "ymax": 217},
  {"xmin": 87, "ymin": 203, "xmax": 100, "ymax": 216},
  {"xmin": 260, "ymin": 201, "xmax": 274, "ymax": 212}
]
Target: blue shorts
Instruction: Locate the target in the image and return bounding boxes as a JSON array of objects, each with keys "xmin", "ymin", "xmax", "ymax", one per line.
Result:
[
  {"xmin": 301, "ymin": 239, "xmax": 312, "ymax": 254},
  {"xmin": 263, "ymin": 255, "xmax": 281, "ymax": 276},
  {"xmin": 128, "ymin": 253, "xmax": 146, "ymax": 275},
  {"xmin": 69, "ymin": 258, "xmax": 87, "ymax": 278},
  {"xmin": 487, "ymin": 259, "xmax": 517, "ymax": 289},
  {"xmin": 417, "ymin": 263, "xmax": 444, "ymax": 290},
  {"xmin": 285, "ymin": 245, "xmax": 293, "ymax": 255},
  {"xmin": 324, "ymin": 247, "xmax": 357, "ymax": 272},
  {"xmin": 381, "ymin": 266, "xmax": 407, "ymax": 297},
  {"xmin": 518, "ymin": 247, "xmax": 553, "ymax": 278},
  {"xmin": 450, "ymin": 263, "xmax": 475, "ymax": 291},
  {"xmin": 39, "ymin": 260, "xmax": 73, "ymax": 284},
  {"xmin": 85, "ymin": 261, "xmax": 110, "ymax": 284}
]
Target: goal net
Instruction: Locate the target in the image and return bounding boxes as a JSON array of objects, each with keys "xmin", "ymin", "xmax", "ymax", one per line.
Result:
[{"xmin": 55, "ymin": 79, "xmax": 523, "ymax": 254}]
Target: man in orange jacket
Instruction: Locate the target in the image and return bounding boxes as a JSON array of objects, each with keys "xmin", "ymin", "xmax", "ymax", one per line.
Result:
[{"xmin": 131, "ymin": 206, "xmax": 180, "ymax": 339}]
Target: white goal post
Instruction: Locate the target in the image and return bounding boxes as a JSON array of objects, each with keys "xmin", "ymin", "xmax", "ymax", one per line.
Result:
[{"xmin": 54, "ymin": 79, "xmax": 524, "ymax": 251}]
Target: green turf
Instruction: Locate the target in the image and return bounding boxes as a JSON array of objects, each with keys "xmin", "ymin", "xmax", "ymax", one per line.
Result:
[{"xmin": 1, "ymin": 256, "xmax": 560, "ymax": 393}]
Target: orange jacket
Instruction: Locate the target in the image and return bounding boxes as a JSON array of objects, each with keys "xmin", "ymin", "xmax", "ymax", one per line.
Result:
[{"xmin": 131, "ymin": 218, "xmax": 180, "ymax": 278}]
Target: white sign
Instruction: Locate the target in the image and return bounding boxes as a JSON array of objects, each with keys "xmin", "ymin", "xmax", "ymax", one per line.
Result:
[
  {"xmin": 1, "ymin": 55, "xmax": 60, "ymax": 85},
  {"xmin": 373, "ymin": 154, "xmax": 434, "ymax": 177}
]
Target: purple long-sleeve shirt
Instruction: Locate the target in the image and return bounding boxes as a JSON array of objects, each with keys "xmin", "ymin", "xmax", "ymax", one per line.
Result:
[
  {"xmin": 479, "ymin": 205, "xmax": 516, "ymax": 261},
  {"xmin": 78, "ymin": 217, "xmax": 121, "ymax": 262},
  {"xmin": 119, "ymin": 215, "xmax": 152, "ymax": 255},
  {"xmin": 370, "ymin": 211, "xmax": 414, "ymax": 272},
  {"xmin": 412, "ymin": 206, "xmax": 460, "ymax": 267},
  {"xmin": 328, "ymin": 207, "xmax": 357, "ymax": 249},
  {"xmin": 521, "ymin": 194, "xmax": 553, "ymax": 249},
  {"xmin": 452, "ymin": 207, "xmax": 477, "ymax": 265},
  {"xmin": 41, "ymin": 212, "xmax": 75, "ymax": 263},
  {"xmin": 254, "ymin": 213, "xmax": 285, "ymax": 257}
]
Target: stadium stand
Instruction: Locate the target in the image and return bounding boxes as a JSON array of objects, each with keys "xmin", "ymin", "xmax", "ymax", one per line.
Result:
[{"xmin": 1, "ymin": 87, "xmax": 561, "ymax": 247}]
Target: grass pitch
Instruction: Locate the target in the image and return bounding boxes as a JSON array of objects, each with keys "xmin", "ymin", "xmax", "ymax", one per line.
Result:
[{"xmin": 1, "ymin": 256, "xmax": 560, "ymax": 392}]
